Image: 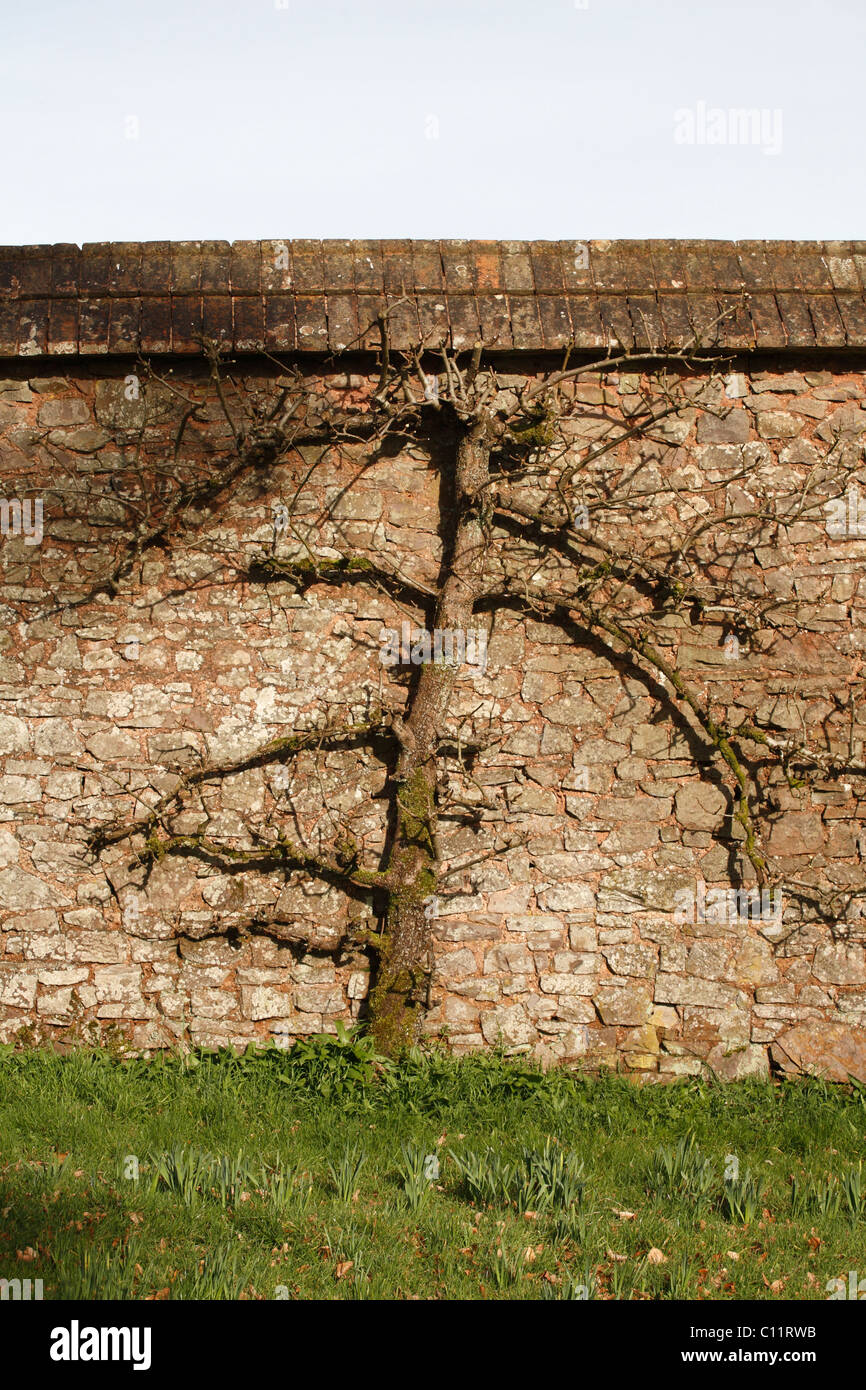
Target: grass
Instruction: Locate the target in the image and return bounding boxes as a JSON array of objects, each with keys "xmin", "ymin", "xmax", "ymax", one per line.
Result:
[{"xmin": 0, "ymin": 1033, "xmax": 865, "ymax": 1300}]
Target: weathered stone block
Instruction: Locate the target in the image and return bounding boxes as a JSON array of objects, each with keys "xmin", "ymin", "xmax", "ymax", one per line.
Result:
[
  {"xmin": 602, "ymin": 942, "xmax": 658, "ymax": 978},
  {"xmin": 654, "ymin": 974, "xmax": 746, "ymax": 1009},
  {"xmin": 597, "ymin": 868, "xmax": 693, "ymax": 915},
  {"xmin": 0, "ymin": 966, "xmax": 37, "ymax": 1008},
  {"xmin": 675, "ymin": 781, "xmax": 727, "ymax": 831},
  {"xmin": 92, "ymin": 965, "xmax": 142, "ymax": 1003},
  {"xmin": 0, "ymin": 867, "xmax": 55, "ymax": 909},
  {"xmin": 594, "ymin": 984, "xmax": 652, "ymax": 1026},
  {"xmin": 813, "ymin": 942, "xmax": 866, "ymax": 984},
  {"xmin": 0, "ymin": 715, "xmax": 30, "ymax": 754},
  {"xmin": 0, "ymin": 776, "xmax": 40, "ymax": 803},
  {"xmin": 537, "ymin": 881, "xmax": 594, "ymax": 912},
  {"xmin": 772, "ymin": 1021, "xmax": 866, "ymax": 1083},
  {"xmin": 480, "ymin": 1003, "xmax": 538, "ymax": 1047}
]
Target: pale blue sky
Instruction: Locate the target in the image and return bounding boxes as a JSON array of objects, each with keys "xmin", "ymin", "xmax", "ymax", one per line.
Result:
[{"xmin": 1, "ymin": 0, "xmax": 862, "ymax": 243}]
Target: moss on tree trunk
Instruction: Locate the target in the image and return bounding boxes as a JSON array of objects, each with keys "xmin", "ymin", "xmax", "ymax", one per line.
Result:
[{"xmin": 368, "ymin": 418, "xmax": 493, "ymax": 1053}]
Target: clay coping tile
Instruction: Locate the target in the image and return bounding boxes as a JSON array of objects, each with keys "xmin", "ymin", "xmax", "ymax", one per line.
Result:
[{"xmin": 1, "ymin": 242, "xmax": 865, "ymax": 355}]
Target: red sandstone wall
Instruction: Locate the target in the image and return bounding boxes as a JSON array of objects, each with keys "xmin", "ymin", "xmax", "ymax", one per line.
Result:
[{"xmin": 0, "ymin": 357, "xmax": 865, "ymax": 1080}]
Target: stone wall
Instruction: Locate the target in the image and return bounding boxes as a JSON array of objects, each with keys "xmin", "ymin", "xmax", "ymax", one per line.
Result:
[{"xmin": 1, "ymin": 347, "xmax": 866, "ymax": 1082}]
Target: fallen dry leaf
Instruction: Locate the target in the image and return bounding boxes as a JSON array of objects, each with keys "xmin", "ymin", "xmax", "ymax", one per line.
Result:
[
  {"xmin": 335, "ymin": 1260, "xmax": 354, "ymax": 1280},
  {"xmin": 762, "ymin": 1274, "xmax": 786, "ymax": 1293},
  {"xmin": 647, "ymin": 1247, "xmax": 667, "ymax": 1265},
  {"xmin": 614, "ymin": 1209, "xmax": 636, "ymax": 1221},
  {"xmin": 523, "ymin": 1246, "xmax": 537, "ymax": 1263},
  {"xmin": 607, "ymin": 1249, "xmax": 627, "ymax": 1263},
  {"xmin": 16, "ymin": 1247, "xmax": 37, "ymax": 1262},
  {"xmin": 726, "ymin": 1250, "xmax": 740, "ymax": 1261}
]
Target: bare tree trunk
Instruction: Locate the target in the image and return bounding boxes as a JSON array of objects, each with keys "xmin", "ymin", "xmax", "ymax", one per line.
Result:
[{"xmin": 369, "ymin": 415, "xmax": 492, "ymax": 1051}]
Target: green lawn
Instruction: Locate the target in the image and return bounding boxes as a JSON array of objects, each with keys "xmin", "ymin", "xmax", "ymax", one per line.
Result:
[{"xmin": 1, "ymin": 1034, "xmax": 864, "ymax": 1300}]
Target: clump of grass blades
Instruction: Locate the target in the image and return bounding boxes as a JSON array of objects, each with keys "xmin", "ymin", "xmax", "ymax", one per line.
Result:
[
  {"xmin": 186, "ymin": 1242, "xmax": 250, "ymax": 1300},
  {"xmin": 664, "ymin": 1253, "xmax": 695, "ymax": 1300},
  {"xmin": 647, "ymin": 1131, "xmax": 715, "ymax": 1204},
  {"xmin": 608, "ymin": 1258, "xmax": 638, "ymax": 1301},
  {"xmin": 210, "ymin": 1152, "xmax": 257, "ymax": 1209},
  {"xmin": 45, "ymin": 1149, "xmax": 70, "ymax": 1182},
  {"xmin": 327, "ymin": 1144, "xmax": 366, "ymax": 1203},
  {"xmin": 449, "ymin": 1147, "xmax": 514, "ymax": 1207},
  {"xmin": 841, "ymin": 1162, "xmax": 865, "ymax": 1220},
  {"xmin": 149, "ymin": 1147, "xmax": 214, "ymax": 1206},
  {"xmin": 552, "ymin": 1206, "xmax": 602, "ymax": 1248},
  {"xmin": 791, "ymin": 1173, "xmax": 842, "ymax": 1220},
  {"xmin": 264, "ymin": 1163, "xmax": 313, "ymax": 1213},
  {"xmin": 517, "ymin": 1139, "xmax": 585, "ymax": 1213},
  {"xmin": 147, "ymin": 1148, "xmax": 264, "ymax": 1209},
  {"xmin": 322, "ymin": 1222, "xmax": 372, "ymax": 1295},
  {"xmin": 450, "ymin": 1139, "xmax": 584, "ymax": 1213},
  {"xmin": 395, "ymin": 1142, "xmax": 437, "ymax": 1211},
  {"xmin": 55, "ymin": 1238, "xmax": 141, "ymax": 1300},
  {"xmin": 489, "ymin": 1244, "xmax": 522, "ymax": 1291},
  {"xmin": 721, "ymin": 1170, "xmax": 765, "ymax": 1224}
]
